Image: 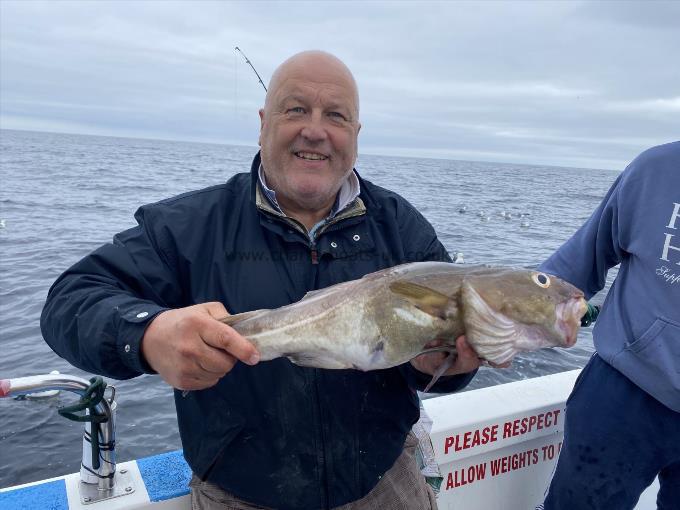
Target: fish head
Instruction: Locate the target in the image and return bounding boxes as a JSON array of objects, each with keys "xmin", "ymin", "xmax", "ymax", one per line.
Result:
[{"xmin": 460, "ymin": 269, "xmax": 586, "ymax": 365}]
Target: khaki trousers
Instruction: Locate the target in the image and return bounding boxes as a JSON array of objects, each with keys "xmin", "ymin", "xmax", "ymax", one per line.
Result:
[{"xmin": 190, "ymin": 432, "xmax": 438, "ymax": 510}]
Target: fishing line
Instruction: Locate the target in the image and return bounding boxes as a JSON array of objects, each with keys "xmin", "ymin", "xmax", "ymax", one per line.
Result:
[{"xmin": 234, "ymin": 49, "xmax": 238, "ymax": 118}]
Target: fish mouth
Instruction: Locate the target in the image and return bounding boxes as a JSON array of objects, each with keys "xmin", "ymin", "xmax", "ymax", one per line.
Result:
[{"xmin": 555, "ymin": 296, "xmax": 587, "ymax": 347}]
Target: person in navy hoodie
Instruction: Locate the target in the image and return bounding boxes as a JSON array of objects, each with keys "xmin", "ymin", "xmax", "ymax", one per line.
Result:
[{"xmin": 538, "ymin": 141, "xmax": 680, "ymax": 510}]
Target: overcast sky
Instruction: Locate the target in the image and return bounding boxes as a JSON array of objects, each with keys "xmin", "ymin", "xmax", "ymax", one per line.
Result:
[{"xmin": 1, "ymin": 1, "xmax": 679, "ymax": 170}]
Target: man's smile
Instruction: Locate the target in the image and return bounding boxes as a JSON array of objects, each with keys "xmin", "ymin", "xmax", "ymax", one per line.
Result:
[{"xmin": 294, "ymin": 151, "xmax": 329, "ymax": 161}]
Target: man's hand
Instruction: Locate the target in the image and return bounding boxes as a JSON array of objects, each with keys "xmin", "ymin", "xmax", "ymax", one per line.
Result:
[
  {"xmin": 410, "ymin": 336, "xmax": 482, "ymax": 376},
  {"xmin": 141, "ymin": 302, "xmax": 260, "ymax": 391}
]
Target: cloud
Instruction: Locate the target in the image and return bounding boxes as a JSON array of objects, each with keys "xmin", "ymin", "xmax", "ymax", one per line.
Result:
[
  {"xmin": 1, "ymin": 0, "xmax": 678, "ymax": 170},
  {"xmin": 604, "ymin": 97, "xmax": 680, "ymax": 113}
]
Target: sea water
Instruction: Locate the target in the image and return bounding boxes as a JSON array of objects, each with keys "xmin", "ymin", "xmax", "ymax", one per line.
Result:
[{"xmin": 0, "ymin": 129, "xmax": 619, "ymax": 487}]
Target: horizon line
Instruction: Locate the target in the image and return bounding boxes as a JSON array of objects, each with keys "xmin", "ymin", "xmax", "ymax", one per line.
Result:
[{"xmin": 0, "ymin": 126, "xmax": 618, "ymax": 173}]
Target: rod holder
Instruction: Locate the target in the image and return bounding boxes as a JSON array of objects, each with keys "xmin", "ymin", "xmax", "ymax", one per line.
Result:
[{"xmin": 0, "ymin": 373, "xmax": 133, "ymax": 504}]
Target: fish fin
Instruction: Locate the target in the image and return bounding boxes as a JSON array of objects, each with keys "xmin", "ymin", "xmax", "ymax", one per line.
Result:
[
  {"xmin": 418, "ymin": 345, "xmax": 458, "ymax": 356},
  {"xmin": 301, "ymin": 289, "xmax": 325, "ymax": 299},
  {"xmin": 389, "ymin": 281, "xmax": 454, "ymax": 320},
  {"xmin": 423, "ymin": 353, "xmax": 458, "ymax": 393},
  {"xmin": 285, "ymin": 352, "xmax": 349, "ymax": 369},
  {"xmin": 217, "ymin": 310, "xmax": 265, "ymax": 327},
  {"xmin": 301, "ymin": 280, "xmax": 355, "ymax": 300},
  {"xmin": 461, "ymin": 281, "xmax": 518, "ymax": 364}
]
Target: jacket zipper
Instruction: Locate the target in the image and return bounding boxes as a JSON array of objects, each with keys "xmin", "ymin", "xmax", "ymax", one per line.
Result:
[
  {"xmin": 306, "ymin": 233, "xmax": 327, "ymax": 506},
  {"xmin": 309, "ymin": 207, "xmax": 365, "ymax": 265},
  {"xmin": 258, "ymin": 198, "xmax": 366, "ymax": 266},
  {"xmin": 313, "ymin": 369, "xmax": 330, "ymax": 508},
  {"xmin": 310, "ymin": 240, "xmax": 319, "ymax": 265}
]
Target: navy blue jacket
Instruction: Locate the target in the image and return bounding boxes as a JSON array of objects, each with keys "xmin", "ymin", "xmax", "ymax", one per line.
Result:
[{"xmin": 41, "ymin": 153, "xmax": 475, "ymax": 509}]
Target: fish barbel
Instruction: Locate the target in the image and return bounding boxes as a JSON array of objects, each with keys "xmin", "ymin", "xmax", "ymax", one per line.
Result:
[{"xmin": 219, "ymin": 262, "xmax": 586, "ymax": 375}]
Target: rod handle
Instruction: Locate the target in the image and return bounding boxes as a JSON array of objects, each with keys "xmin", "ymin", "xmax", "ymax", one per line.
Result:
[{"xmin": 0, "ymin": 379, "xmax": 10, "ymax": 397}]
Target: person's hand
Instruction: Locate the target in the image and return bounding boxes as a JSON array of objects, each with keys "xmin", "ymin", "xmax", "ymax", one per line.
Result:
[
  {"xmin": 141, "ymin": 302, "xmax": 260, "ymax": 391},
  {"xmin": 410, "ymin": 335, "xmax": 482, "ymax": 376}
]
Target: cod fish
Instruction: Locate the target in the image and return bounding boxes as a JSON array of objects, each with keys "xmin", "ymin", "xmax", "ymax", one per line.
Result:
[{"xmin": 221, "ymin": 262, "xmax": 586, "ymax": 386}]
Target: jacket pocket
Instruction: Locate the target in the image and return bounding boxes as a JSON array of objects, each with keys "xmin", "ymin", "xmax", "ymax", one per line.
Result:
[
  {"xmin": 197, "ymin": 416, "xmax": 245, "ymax": 481},
  {"xmin": 178, "ymin": 390, "xmax": 246, "ymax": 481},
  {"xmin": 612, "ymin": 317, "xmax": 680, "ymax": 411},
  {"xmin": 624, "ymin": 318, "xmax": 680, "ymax": 373},
  {"xmin": 627, "ymin": 319, "xmax": 668, "ymax": 354}
]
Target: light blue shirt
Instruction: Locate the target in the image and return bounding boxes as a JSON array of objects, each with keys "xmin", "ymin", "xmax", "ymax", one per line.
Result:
[{"xmin": 258, "ymin": 165, "xmax": 361, "ymax": 238}]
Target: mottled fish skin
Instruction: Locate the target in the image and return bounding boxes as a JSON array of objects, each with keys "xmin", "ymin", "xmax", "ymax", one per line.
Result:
[{"xmin": 220, "ymin": 262, "xmax": 586, "ymax": 370}]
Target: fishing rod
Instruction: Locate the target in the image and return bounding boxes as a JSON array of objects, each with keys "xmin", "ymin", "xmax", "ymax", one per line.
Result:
[{"xmin": 234, "ymin": 46, "xmax": 267, "ymax": 92}]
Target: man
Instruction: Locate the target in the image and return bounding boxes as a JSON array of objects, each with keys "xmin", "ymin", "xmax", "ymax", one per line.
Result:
[
  {"xmin": 41, "ymin": 51, "xmax": 480, "ymax": 509},
  {"xmin": 538, "ymin": 141, "xmax": 680, "ymax": 509}
]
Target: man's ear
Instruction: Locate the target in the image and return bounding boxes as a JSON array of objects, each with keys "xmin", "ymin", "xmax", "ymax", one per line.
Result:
[
  {"xmin": 355, "ymin": 122, "xmax": 361, "ymax": 157},
  {"xmin": 258, "ymin": 109, "xmax": 265, "ymax": 146}
]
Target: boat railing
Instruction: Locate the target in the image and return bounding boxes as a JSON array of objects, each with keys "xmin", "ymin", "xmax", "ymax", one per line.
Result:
[{"xmin": 0, "ymin": 373, "xmax": 136, "ymax": 505}]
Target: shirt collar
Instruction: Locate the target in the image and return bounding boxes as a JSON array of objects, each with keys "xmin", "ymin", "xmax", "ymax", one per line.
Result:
[{"xmin": 258, "ymin": 164, "xmax": 361, "ymax": 219}]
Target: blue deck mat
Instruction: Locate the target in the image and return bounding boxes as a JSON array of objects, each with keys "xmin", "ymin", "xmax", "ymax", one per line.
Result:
[
  {"xmin": 0, "ymin": 479, "xmax": 68, "ymax": 510},
  {"xmin": 137, "ymin": 449, "xmax": 191, "ymax": 502}
]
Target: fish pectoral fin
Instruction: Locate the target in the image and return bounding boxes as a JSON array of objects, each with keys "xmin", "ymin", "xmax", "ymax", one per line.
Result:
[
  {"xmin": 461, "ymin": 281, "xmax": 518, "ymax": 364},
  {"xmin": 389, "ymin": 281, "xmax": 455, "ymax": 320}
]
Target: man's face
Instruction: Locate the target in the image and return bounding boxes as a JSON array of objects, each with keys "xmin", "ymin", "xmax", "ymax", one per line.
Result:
[{"xmin": 258, "ymin": 59, "xmax": 360, "ymax": 213}]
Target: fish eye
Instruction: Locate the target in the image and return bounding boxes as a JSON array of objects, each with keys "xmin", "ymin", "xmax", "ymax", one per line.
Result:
[{"xmin": 532, "ymin": 272, "xmax": 551, "ymax": 288}]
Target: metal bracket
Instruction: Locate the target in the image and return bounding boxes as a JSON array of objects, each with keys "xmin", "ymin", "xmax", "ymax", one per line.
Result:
[{"xmin": 79, "ymin": 468, "xmax": 135, "ymax": 505}]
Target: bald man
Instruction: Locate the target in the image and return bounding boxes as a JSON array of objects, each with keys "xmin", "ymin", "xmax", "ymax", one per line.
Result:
[{"xmin": 41, "ymin": 51, "xmax": 480, "ymax": 509}]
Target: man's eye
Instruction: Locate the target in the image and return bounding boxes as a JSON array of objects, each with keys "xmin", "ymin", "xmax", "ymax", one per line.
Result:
[
  {"xmin": 287, "ymin": 107, "xmax": 305, "ymax": 114},
  {"xmin": 328, "ymin": 112, "xmax": 347, "ymax": 121}
]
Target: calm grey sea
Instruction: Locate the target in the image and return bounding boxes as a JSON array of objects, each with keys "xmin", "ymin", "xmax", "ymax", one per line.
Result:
[{"xmin": 0, "ymin": 129, "xmax": 619, "ymax": 488}]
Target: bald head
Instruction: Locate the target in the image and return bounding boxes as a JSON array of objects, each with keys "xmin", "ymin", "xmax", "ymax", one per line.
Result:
[{"xmin": 264, "ymin": 51, "xmax": 360, "ymax": 118}]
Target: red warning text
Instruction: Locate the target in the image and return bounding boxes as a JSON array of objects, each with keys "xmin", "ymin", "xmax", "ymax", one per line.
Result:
[
  {"xmin": 489, "ymin": 448, "xmax": 540, "ymax": 476},
  {"xmin": 502, "ymin": 409, "xmax": 561, "ymax": 439},
  {"xmin": 444, "ymin": 441, "xmax": 563, "ymax": 491},
  {"xmin": 444, "ymin": 424, "xmax": 499, "ymax": 454},
  {"xmin": 445, "ymin": 462, "xmax": 488, "ymax": 490},
  {"xmin": 442, "ymin": 409, "xmax": 562, "ymax": 456}
]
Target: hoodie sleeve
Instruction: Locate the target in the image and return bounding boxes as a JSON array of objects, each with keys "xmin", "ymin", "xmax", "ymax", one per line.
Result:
[
  {"xmin": 40, "ymin": 204, "xmax": 182, "ymax": 379},
  {"xmin": 539, "ymin": 172, "xmax": 626, "ymax": 299}
]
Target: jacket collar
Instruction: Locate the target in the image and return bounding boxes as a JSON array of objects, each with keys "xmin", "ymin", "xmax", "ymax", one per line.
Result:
[{"xmin": 249, "ymin": 152, "xmax": 367, "ymax": 236}]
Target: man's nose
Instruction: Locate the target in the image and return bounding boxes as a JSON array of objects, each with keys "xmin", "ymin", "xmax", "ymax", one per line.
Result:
[{"xmin": 300, "ymin": 111, "xmax": 328, "ymax": 143}]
